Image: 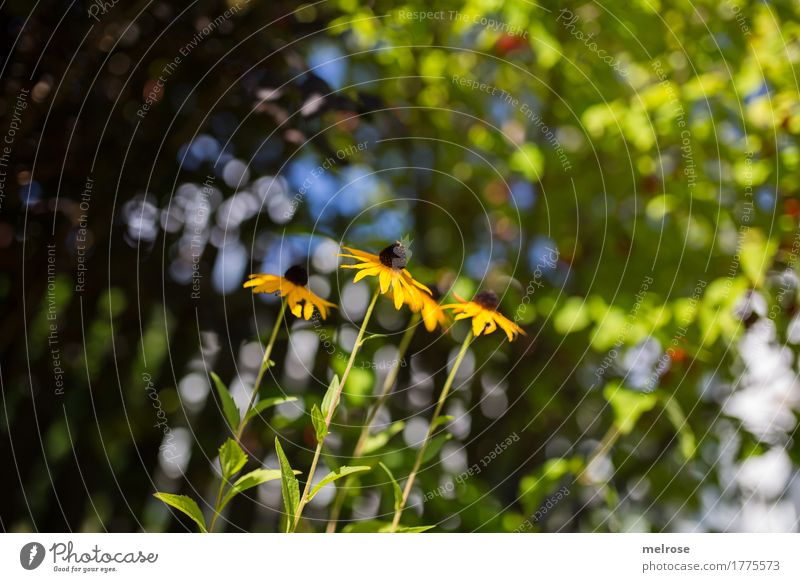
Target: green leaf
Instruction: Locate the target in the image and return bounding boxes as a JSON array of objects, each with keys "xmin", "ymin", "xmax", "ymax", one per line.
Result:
[
  {"xmin": 244, "ymin": 396, "xmax": 298, "ymax": 423},
  {"xmin": 308, "ymin": 466, "xmax": 371, "ymax": 502},
  {"xmin": 275, "ymin": 438, "xmax": 299, "ymax": 532},
  {"xmin": 360, "ymin": 333, "xmax": 390, "ymax": 344},
  {"xmin": 211, "ymin": 372, "xmax": 240, "ymax": 431},
  {"xmin": 311, "ymin": 404, "xmax": 328, "ymax": 442},
  {"xmin": 153, "ymin": 493, "xmax": 207, "ymax": 533},
  {"xmin": 340, "ymin": 520, "xmax": 434, "ymax": 533},
  {"xmin": 603, "ymin": 381, "xmax": 658, "ymax": 435},
  {"xmin": 321, "ymin": 374, "xmax": 340, "ymax": 417},
  {"xmin": 219, "ymin": 468, "xmax": 282, "ymax": 511},
  {"xmin": 422, "ymin": 433, "xmax": 452, "ymax": 463},
  {"xmin": 330, "ymin": 358, "xmax": 372, "ymax": 407},
  {"xmin": 660, "ymin": 395, "xmax": 696, "ymax": 460},
  {"xmin": 362, "ymin": 420, "xmax": 405, "ymax": 454},
  {"xmin": 219, "ymin": 438, "xmax": 247, "ymax": 480},
  {"xmin": 430, "ymin": 415, "xmax": 454, "ymax": 431},
  {"xmin": 379, "ymin": 462, "xmax": 402, "ymax": 512},
  {"xmin": 391, "ymin": 525, "xmax": 435, "ymax": 533}
]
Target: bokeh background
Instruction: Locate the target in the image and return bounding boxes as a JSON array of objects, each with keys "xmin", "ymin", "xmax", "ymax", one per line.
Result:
[{"xmin": 3, "ymin": 0, "xmax": 800, "ymax": 532}]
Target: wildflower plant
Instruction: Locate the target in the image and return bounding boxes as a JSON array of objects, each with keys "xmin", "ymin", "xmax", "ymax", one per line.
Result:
[
  {"xmin": 281, "ymin": 239, "xmax": 432, "ymax": 531},
  {"xmin": 325, "ymin": 282, "xmax": 450, "ymax": 532},
  {"xmin": 152, "ymin": 248, "xmax": 532, "ymax": 534},
  {"xmin": 389, "ymin": 287, "xmax": 526, "ymax": 530},
  {"xmin": 153, "ymin": 264, "xmax": 334, "ymax": 532}
]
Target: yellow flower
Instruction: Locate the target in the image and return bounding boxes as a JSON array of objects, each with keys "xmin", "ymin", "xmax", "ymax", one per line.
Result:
[
  {"xmin": 414, "ymin": 283, "xmax": 450, "ymax": 332},
  {"xmin": 244, "ymin": 265, "xmax": 337, "ymax": 320},
  {"xmin": 442, "ymin": 290, "xmax": 526, "ymax": 341},
  {"xmin": 339, "ymin": 241, "xmax": 431, "ymax": 310}
]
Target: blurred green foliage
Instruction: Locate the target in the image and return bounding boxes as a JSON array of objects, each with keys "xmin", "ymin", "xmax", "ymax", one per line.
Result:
[{"xmin": 3, "ymin": 0, "xmax": 800, "ymax": 533}]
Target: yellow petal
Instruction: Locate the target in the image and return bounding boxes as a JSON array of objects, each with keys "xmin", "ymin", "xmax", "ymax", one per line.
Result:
[
  {"xmin": 495, "ymin": 312, "xmax": 525, "ymax": 341},
  {"xmin": 472, "ymin": 316, "xmax": 485, "ymax": 336},
  {"xmin": 244, "ymin": 274, "xmax": 280, "ymax": 291},
  {"xmin": 287, "ymin": 289, "xmax": 302, "ymax": 317},
  {"xmin": 393, "ymin": 283, "xmax": 405, "ymax": 310},
  {"xmin": 422, "ymin": 306, "xmax": 437, "ymax": 332},
  {"xmin": 353, "ymin": 266, "xmax": 381, "ymax": 282},
  {"xmin": 402, "ymin": 270, "xmax": 431, "ymax": 295},
  {"xmin": 341, "ymin": 246, "xmax": 380, "ymax": 261},
  {"xmin": 483, "ymin": 314, "xmax": 498, "ymax": 335},
  {"xmin": 340, "ymin": 261, "xmax": 377, "ymax": 270},
  {"xmin": 379, "ymin": 269, "xmax": 391, "ymax": 294},
  {"xmin": 337, "ymin": 253, "xmax": 375, "ymax": 262},
  {"xmin": 404, "ymin": 279, "xmax": 425, "ymax": 311},
  {"xmin": 250, "ymin": 280, "xmax": 280, "ymax": 294}
]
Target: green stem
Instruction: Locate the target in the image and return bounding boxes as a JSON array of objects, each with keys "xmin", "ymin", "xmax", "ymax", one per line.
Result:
[
  {"xmin": 292, "ymin": 288, "xmax": 381, "ymax": 532},
  {"xmin": 209, "ymin": 476, "xmax": 227, "ymax": 533},
  {"xmin": 325, "ymin": 312, "xmax": 421, "ymax": 533},
  {"xmin": 390, "ymin": 330, "xmax": 473, "ymax": 532},
  {"xmin": 235, "ymin": 300, "xmax": 288, "ymax": 442},
  {"xmin": 210, "ymin": 299, "xmax": 287, "ymax": 532}
]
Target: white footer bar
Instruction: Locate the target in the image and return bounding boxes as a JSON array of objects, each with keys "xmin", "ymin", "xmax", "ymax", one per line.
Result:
[{"xmin": 1, "ymin": 533, "xmax": 797, "ymax": 581}]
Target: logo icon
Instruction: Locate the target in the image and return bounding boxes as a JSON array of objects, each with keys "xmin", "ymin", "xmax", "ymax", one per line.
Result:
[{"xmin": 20, "ymin": 542, "xmax": 45, "ymax": 570}]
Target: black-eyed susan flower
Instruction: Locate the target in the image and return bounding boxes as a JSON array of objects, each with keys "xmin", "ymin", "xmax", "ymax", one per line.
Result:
[
  {"xmin": 442, "ymin": 290, "xmax": 525, "ymax": 341},
  {"xmin": 339, "ymin": 241, "xmax": 431, "ymax": 310},
  {"xmin": 414, "ymin": 283, "xmax": 450, "ymax": 332},
  {"xmin": 244, "ymin": 265, "xmax": 336, "ymax": 320}
]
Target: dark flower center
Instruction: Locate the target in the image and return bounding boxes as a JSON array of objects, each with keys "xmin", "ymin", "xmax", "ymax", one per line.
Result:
[
  {"xmin": 427, "ymin": 283, "xmax": 442, "ymax": 301},
  {"xmin": 379, "ymin": 242, "xmax": 407, "ymax": 270},
  {"xmin": 473, "ymin": 290, "xmax": 499, "ymax": 310},
  {"xmin": 284, "ymin": 265, "xmax": 308, "ymax": 286}
]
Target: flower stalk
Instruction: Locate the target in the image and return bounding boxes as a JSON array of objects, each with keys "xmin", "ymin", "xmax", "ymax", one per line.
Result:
[
  {"xmin": 236, "ymin": 300, "xmax": 288, "ymax": 441},
  {"xmin": 209, "ymin": 299, "xmax": 287, "ymax": 532},
  {"xmin": 390, "ymin": 329, "xmax": 474, "ymax": 531},
  {"xmin": 325, "ymin": 312, "xmax": 421, "ymax": 532},
  {"xmin": 292, "ymin": 287, "xmax": 381, "ymax": 531}
]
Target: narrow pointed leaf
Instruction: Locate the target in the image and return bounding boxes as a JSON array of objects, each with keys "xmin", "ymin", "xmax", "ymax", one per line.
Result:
[
  {"xmin": 422, "ymin": 433, "xmax": 452, "ymax": 463},
  {"xmin": 153, "ymin": 493, "xmax": 207, "ymax": 533},
  {"xmin": 219, "ymin": 438, "xmax": 247, "ymax": 480},
  {"xmin": 244, "ymin": 396, "xmax": 298, "ymax": 423},
  {"xmin": 211, "ymin": 372, "xmax": 240, "ymax": 431},
  {"xmin": 308, "ymin": 466, "xmax": 370, "ymax": 502},
  {"xmin": 361, "ymin": 333, "xmax": 390, "ymax": 344},
  {"xmin": 379, "ymin": 462, "xmax": 402, "ymax": 512},
  {"xmin": 430, "ymin": 415, "xmax": 454, "ymax": 431},
  {"xmin": 311, "ymin": 404, "xmax": 328, "ymax": 442},
  {"xmin": 321, "ymin": 374, "xmax": 340, "ymax": 417},
  {"xmin": 219, "ymin": 468, "xmax": 282, "ymax": 511},
  {"xmin": 341, "ymin": 520, "xmax": 434, "ymax": 533},
  {"xmin": 387, "ymin": 524, "xmax": 435, "ymax": 533},
  {"xmin": 362, "ymin": 421, "xmax": 405, "ymax": 454},
  {"xmin": 275, "ymin": 438, "xmax": 299, "ymax": 532}
]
